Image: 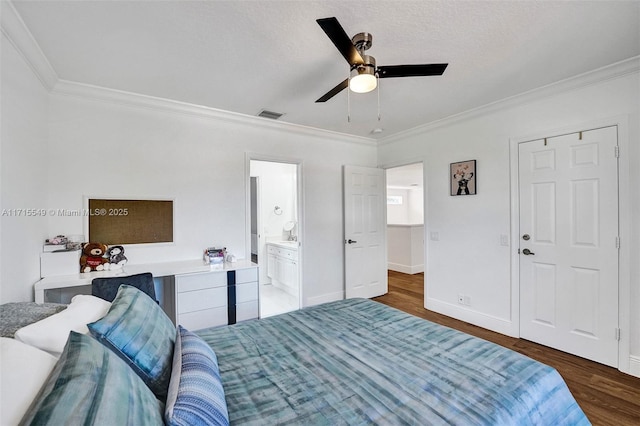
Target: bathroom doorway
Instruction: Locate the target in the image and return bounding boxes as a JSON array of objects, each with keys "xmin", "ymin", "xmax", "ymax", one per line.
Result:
[{"xmin": 249, "ymin": 159, "xmax": 301, "ymax": 318}]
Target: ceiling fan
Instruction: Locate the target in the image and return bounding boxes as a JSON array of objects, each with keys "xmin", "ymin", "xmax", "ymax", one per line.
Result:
[{"xmin": 315, "ymin": 17, "xmax": 448, "ymax": 103}]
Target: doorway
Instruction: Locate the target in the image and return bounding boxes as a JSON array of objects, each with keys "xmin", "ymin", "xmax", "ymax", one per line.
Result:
[
  {"xmin": 250, "ymin": 160, "xmax": 301, "ymax": 318},
  {"xmin": 385, "ymin": 163, "xmax": 424, "ymax": 275}
]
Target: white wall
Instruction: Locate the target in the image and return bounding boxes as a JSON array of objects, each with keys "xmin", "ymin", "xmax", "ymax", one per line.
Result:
[
  {"xmin": 407, "ymin": 187, "xmax": 423, "ymax": 225},
  {"xmin": 387, "ymin": 225, "xmax": 424, "ymax": 274},
  {"xmin": 387, "ymin": 187, "xmax": 423, "ymax": 225},
  {"xmin": 40, "ymin": 89, "xmax": 375, "ymax": 307},
  {"xmin": 378, "ymin": 66, "xmax": 640, "ymax": 373},
  {"xmin": 251, "ymin": 161, "xmax": 297, "ymax": 242},
  {"xmin": 0, "ymin": 32, "xmax": 50, "ymax": 303},
  {"xmin": 386, "ymin": 188, "xmax": 408, "ymax": 224}
]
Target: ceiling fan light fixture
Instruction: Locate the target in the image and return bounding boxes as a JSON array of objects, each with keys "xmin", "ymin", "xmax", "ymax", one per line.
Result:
[
  {"xmin": 349, "ymin": 55, "xmax": 377, "ymax": 93},
  {"xmin": 349, "ymin": 71, "xmax": 377, "ymax": 93}
]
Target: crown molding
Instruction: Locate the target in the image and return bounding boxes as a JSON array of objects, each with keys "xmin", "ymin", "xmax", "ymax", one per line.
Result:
[
  {"xmin": 6, "ymin": 0, "xmax": 634, "ymax": 149},
  {"xmin": 51, "ymin": 79, "xmax": 377, "ymax": 147},
  {"xmin": 2, "ymin": 1, "xmax": 373, "ymax": 146},
  {"xmin": 1, "ymin": 0, "xmax": 58, "ymax": 90},
  {"xmin": 378, "ymin": 56, "xmax": 640, "ymax": 146}
]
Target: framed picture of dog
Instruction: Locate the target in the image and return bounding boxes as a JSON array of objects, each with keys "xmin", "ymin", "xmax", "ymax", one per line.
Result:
[{"xmin": 450, "ymin": 160, "xmax": 476, "ymax": 196}]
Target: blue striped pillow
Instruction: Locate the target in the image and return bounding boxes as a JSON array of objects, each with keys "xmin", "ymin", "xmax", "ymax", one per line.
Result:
[
  {"xmin": 19, "ymin": 332, "xmax": 164, "ymax": 425},
  {"xmin": 165, "ymin": 325, "xmax": 229, "ymax": 426},
  {"xmin": 88, "ymin": 285, "xmax": 175, "ymax": 399}
]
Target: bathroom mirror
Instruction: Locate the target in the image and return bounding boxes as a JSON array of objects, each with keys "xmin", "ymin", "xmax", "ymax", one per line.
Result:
[{"xmin": 283, "ymin": 221, "xmax": 295, "ymax": 231}]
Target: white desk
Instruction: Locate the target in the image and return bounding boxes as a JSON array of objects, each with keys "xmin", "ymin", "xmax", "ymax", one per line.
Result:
[{"xmin": 34, "ymin": 259, "xmax": 258, "ymax": 329}]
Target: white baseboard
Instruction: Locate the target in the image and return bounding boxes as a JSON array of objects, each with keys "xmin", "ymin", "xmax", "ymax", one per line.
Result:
[
  {"xmin": 629, "ymin": 355, "xmax": 640, "ymax": 378},
  {"xmin": 426, "ymin": 296, "xmax": 517, "ymax": 337},
  {"xmin": 304, "ymin": 291, "xmax": 343, "ymax": 308},
  {"xmin": 388, "ymin": 262, "xmax": 424, "ymax": 274}
]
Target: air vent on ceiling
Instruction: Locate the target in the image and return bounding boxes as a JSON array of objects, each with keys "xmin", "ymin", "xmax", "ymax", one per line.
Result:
[{"xmin": 257, "ymin": 109, "xmax": 285, "ymax": 120}]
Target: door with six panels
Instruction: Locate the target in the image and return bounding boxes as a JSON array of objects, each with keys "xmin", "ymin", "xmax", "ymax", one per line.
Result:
[{"xmin": 519, "ymin": 126, "xmax": 619, "ymax": 367}]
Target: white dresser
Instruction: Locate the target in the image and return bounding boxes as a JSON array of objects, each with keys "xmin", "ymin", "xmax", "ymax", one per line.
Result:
[
  {"xmin": 175, "ymin": 265, "xmax": 259, "ymax": 330},
  {"xmin": 35, "ymin": 259, "xmax": 259, "ymax": 331},
  {"xmin": 234, "ymin": 267, "xmax": 260, "ymax": 322},
  {"xmin": 174, "ymin": 271, "xmax": 228, "ymax": 331}
]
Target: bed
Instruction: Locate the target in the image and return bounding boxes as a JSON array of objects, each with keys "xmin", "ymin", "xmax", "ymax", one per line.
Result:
[
  {"xmin": 6, "ymin": 287, "xmax": 589, "ymax": 425},
  {"xmin": 198, "ymin": 298, "xmax": 588, "ymax": 425}
]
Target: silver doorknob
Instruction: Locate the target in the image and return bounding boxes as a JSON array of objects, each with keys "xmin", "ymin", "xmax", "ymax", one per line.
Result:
[
  {"xmin": 346, "ymin": 239, "xmax": 357, "ymax": 244},
  {"xmin": 522, "ymin": 248, "xmax": 535, "ymax": 255}
]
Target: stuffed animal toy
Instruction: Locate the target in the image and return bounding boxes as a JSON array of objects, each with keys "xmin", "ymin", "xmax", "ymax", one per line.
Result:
[
  {"xmin": 107, "ymin": 245, "xmax": 128, "ymax": 269},
  {"xmin": 80, "ymin": 242, "xmax": 110, "ymax": 273}
]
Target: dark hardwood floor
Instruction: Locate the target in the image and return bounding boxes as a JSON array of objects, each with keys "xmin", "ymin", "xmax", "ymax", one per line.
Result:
[{"xmin": 373, "ymin": 270, "xmax": 640, "ymax": 426}]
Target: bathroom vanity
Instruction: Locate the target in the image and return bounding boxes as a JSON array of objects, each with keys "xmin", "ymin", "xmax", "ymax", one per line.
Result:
[{"xmin": 266, "ymin": 241, "xmax": 299, "ymax": 300}]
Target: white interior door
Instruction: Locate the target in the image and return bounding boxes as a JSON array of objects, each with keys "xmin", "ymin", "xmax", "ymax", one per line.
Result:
[
  {"xmin": 343, "ymin": 165, "xmax": 387, "ymax": 299},
  {"xmin": 519, "ymin": 126, "xmax": 619, "ymax": 367}
]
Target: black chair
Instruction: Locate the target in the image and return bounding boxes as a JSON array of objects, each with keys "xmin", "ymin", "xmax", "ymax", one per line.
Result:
[{"xmin": 91, "ymin": 272, "xmax": 156, "ymax": 303}]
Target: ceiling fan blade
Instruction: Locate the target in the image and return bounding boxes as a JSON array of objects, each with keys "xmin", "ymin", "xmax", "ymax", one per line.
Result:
[
  {"xmin": 315, "ymin": 78, "xmax": 349, "ymax": 103},
  {"xmin": 317, "ymin": 17, "xmax": 364, "ymax": 66},
  {"xmin": 377, "ymin": 63, "xmax": 448, "ymax": 78}
]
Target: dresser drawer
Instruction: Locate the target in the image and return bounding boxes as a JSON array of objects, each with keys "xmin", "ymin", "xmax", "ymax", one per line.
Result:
[
  {"xmin": 236, "ymin": 281, "xmax": 258, "ymax": 303},
  {"xmin": 178, "ymin": 306, "xmax": 227, "ymax": 331},
  {"xmin": 176, "ymin": 271, "xmax": 226, "ymax": 293},
  {"xmin": 236, "ymin": 300, "xmax": 259, "ymax": 322},
  {"xmin": 177, "ymin": 287, "xmax": 226, "ymax": 314},
  {"xmin": 235, "ymin": 267, "xmax": 258, "ymax": 284}
]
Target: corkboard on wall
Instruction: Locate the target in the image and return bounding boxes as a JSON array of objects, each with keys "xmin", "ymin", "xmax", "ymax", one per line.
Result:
[{"xmin": 88, "ymin": 199, "xmax": 173, "ymax": 245}]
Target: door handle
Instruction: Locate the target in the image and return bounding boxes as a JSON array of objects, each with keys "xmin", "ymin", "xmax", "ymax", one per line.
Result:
[
  {"xmin": 346, "ymin": 239, "xmax": 357, "ymax": 244},
  {"xmin": 522, "ymin": 248, "xmax": 535, "ymax": 255}
]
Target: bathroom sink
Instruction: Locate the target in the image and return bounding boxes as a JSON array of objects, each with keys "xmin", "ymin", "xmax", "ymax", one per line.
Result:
[{"xmin": 268, "ymin": 241, "xmax": 298, "ymax": 248}]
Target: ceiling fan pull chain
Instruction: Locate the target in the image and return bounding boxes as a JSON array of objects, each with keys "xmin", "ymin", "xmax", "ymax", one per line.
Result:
[
  {"xmin": 377, "ymin": 74, "xmax": 381, "ymax": 121},
  {"xmin": 347, "ymin": 75, "xmax": 351, "ymax": 122}
]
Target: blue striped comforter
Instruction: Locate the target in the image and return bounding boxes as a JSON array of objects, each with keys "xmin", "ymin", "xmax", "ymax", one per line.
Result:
[{"xmin": 197, "ymin": 298, "xmax": 589, "ymax": 425}]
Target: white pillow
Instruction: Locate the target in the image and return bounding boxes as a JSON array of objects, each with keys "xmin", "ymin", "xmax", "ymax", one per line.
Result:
[
  {"xmin": 0, "ymin": 337, "xmax": 58, "ymax": 425},
  {"xmin": 14, "ymin": 294, "xmax": 111, "ymax": 357}
]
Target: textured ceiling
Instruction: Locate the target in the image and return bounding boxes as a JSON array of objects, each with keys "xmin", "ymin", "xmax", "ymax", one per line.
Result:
[{"xmin": 11, "ymin": 1, "xmax": 640, "ymax": 139}]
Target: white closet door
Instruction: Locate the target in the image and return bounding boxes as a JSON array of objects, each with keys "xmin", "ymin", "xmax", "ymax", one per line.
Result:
[{"xmin": 519, "ymin": 126, "xmax": 619, "ymax": 367}]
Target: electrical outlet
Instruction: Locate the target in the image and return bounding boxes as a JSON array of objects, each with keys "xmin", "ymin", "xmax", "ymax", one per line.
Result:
[
  {"xmin": 457, "ymin": 294, "xmax": 464, "ymax": 304},
  {"xmin": 464, "ymin": 295, "xmax": 471, "ymax": 306}
]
